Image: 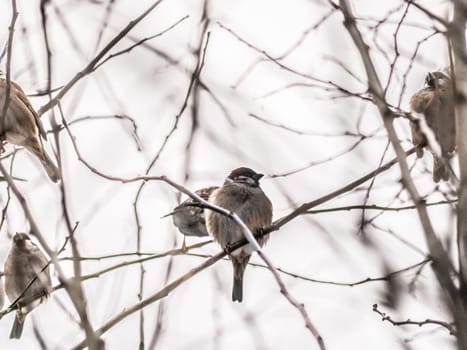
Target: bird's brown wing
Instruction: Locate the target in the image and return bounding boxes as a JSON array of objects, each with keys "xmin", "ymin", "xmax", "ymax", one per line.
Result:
[
  {"xmin": 409, "ymin": 88, "xmax": 435, "ymax": 157},
  {"xmin": 410, "ymin": 88, "xmax": 434, "ymax": 114},
  {"xmin": 410, "ymin": 85, "xmax": 455, "ymax": 153},
  {"xmin": 8, "ymin": 80, "xmax": 47, "ymax": 140},
  {"xmin": 435, "ymin": 90, "xmax": 456, "ymax": 154},
  {"xmin": 412, "ymin": 86, "xmax": 454, "ymax": 182},
  {"xmin": 240, "ymin": 191, "xmax": 273, "ymax": 247},
  {"xmin": 28, "ymin": 248, "xmax": 52, "ymax": 295},
  {"xmin": 3, "ymin": 253, "xmax": 20, "ymax": 301},
  {"xmin": 197, "ymin": 186, "xmax": 219, "ymax": 201}
]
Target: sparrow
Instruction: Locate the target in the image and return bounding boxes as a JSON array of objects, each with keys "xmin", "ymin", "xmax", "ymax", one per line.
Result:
[
  {"xmin": 409, "ymin": 69, "xmax": 455, "ymax": 182},
  {"xmin": 205, "ymin": 167, "xmax": 273, "ymax": 302},
  {"xmin": 169, "ymin": 186, "xmax": 219, "ymax": 237},
  {"xmin": 4, "ymin": 233, "xmax": 52, "ymax": 339},
  {"xmin": 0, "ymin": 72, "xmax": 60, "ymax": 182}
]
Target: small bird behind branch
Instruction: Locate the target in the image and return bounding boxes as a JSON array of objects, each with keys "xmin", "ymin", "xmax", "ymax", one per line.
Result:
[
  {"xmin": 4, "ymin": 233, "xmax": 52, "ymax": 339},
  {"xmin": 206, "ymin": 167, "xmax": 273, "ymax": 302},
  {"xmin": 409, "ymin": 69, "xmax": 455, "ymax": 182},
  {"xmin": 0, "ymin": 72, "xmax": 60, "ymax": 182},
  {"xmin": 167, "ymin": 186, "xmax": 219, "ymax": 237}
]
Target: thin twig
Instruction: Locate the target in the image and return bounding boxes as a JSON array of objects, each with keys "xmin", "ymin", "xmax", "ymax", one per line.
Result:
[
  {"xmin": 306, "ymin": 200, "xmax": 456, "ymax": 214},
  {"xmin": 93, "ymin": 15, "xmax": 189, "ymax": 71},
  {"xmin": 373, "ymin": 303, "xmax": 455, "ymax": 335},
  {"xmin": 37, "ymin": 0, "xmax": 165, "ymax": 116},
  {"xmin": 0, "ymin": 0, "xmax": 19, "ymax": 134},
  {"xmin": 339, "ymin": 0, "xmax": 461, "ymax": 324}
]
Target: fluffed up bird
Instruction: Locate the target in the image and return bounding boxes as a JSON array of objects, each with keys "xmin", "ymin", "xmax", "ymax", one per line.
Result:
[
  {"xmin": 4, "ymin": 233, "xmax": 52, "ymax": 339},
  {"xmin": 168, "ymin": 186, "xmax": 219, "ymax": 237},
  {"xmin": 205, "ymin": 167, "xmax": 272, "ymax": 302},
  {"xmin": 409, "ymin": 69, "xmax": 456, "ymax": 182},
  {"xmin": 0, "ymin": 72, "xmax": 60, "ymax": 182}
]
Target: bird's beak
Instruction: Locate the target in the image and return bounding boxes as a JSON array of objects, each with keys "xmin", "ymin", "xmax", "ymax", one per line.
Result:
[
  {"xmin": 425, "ymin": 72, "xmax": 433, "ymax": 86},
  {"xmin": 161, "ymin": 211, "xmax": 175, "ymax": 218},
  {"xmin": 254, "ymin": 173, "xmax": 264, "ymax": 181}
]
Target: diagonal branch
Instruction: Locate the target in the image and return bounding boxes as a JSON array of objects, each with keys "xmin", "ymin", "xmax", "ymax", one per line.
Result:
[
  {"xmin": 452, "ymin": 0, "xmax": 467, "ymax": 300},
  {"xmin": 338, "ymin": 0, "xmax": 466, "ymax": 348},
  {"xmin": 0, "ymin": 0, "xmax": 18, "ymax": 134},
  {"xmin": 37, "ymin": 0, "xmax": 165, "ymax": 116}
]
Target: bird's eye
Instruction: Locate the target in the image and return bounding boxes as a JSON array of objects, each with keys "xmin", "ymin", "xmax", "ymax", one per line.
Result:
[{"xmin": 235, "ymin": 175, "xmax": 256, "ymax": 185}]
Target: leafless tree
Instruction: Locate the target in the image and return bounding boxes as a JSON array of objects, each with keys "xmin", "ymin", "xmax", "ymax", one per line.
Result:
[{"xmin": 0, "ymin": 1, "xmax": 465, "ymax": 350}]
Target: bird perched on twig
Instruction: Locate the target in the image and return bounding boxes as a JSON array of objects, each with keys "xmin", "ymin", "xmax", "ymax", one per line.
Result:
[
  {"xmin": 0, "ymin": 72, "xmax": 60, "ymax": 182},
  {"xmin": 409, "ymin": 69, "xmax": 456, "ymax": 182},
  {"xmin": 4, "ymin": 233, "xmax": 52, "ymax": 339},
  {"xmin": 206, "ymin": 167, "xmax": 273, "ymax": 302},
  {"xmin": 167, "ymin": 186, "xmax": 219, "ymax": 237}
]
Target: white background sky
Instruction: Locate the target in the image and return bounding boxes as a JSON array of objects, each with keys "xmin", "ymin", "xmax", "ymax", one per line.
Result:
[{"xmin": 0, "ymin": 0, "xmax": 459, "ymax": 349}]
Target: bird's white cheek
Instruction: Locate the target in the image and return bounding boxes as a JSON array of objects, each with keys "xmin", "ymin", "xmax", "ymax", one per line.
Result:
[{"xmin": 22, "ymin": 240, "xmax": 39, "ymax": 252}]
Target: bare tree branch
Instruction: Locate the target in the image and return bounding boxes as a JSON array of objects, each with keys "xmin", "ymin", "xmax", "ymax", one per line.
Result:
[
  {"xmin": 37, "ymin": 0, "xmax": 165, "ymax": 116},
  {"xmin": 338, "ymin": 1, "xmax": 467, "ymax": 348}
]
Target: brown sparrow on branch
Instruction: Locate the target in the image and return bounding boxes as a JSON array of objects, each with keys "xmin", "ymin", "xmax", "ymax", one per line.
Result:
[
  {"xmin": 0, "ymin": 72, "xmax": 60, "ymax": 182},
  {"xmin": 205, "ymin": 167, "xmax": 272, "ymax": 302},
  {"xmin": 410, "ymin": 69, "xmax": 455, "ymax": 182},
  {"xmin": 4, "ymin": 233, "xmax": 52, "ymax": 339},
  {"xmin": 168, "ymin": 186, "xmax": 219, "ymax": 237}
]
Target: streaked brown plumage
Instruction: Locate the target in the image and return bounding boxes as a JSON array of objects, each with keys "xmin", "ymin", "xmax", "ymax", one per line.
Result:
[
  {"xmin": 0, "ymin": 73, "xmax": 60, "ymax": 182},
  {"xmin": 170, "ymin": 186, "xmax": 219, "ymax": 237},
  {"xmin": 409, "ymin": 70, "xmax": 455, "ymax": 182},
  {"xmin": 4, "ymin": 233, "xmax": 52, "ymax": 339},
  {"xmin": 205, "ymin": 167, "xmax": 272, "ymax": 302}
]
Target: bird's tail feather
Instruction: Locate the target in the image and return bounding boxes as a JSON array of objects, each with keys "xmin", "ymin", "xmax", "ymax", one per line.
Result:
[
  {"xmin": 232, "ymin": 275, "xmax": 243, "ymax": 302},
  {"xmin": 25, "ymin": 139, "xmax": 60, "ymax": 182},
  {"xmin": 9, "ymin": 313, "xmax": 25, "ymax": 339},
  {"xmin": 231, "ymin": 255, "xmax": 250, "ymax": 302},
  {"xmin": 433, "ymin": 157, "xmax": 450, "ymax": 182}
]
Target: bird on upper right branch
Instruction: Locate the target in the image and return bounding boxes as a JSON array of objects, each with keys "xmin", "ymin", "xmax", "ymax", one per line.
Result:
[{"xmin": 409, "ymin": 69, "xmax": 456, "ymax": 182}]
